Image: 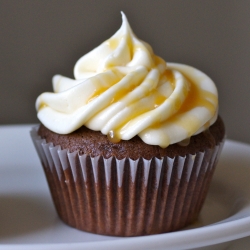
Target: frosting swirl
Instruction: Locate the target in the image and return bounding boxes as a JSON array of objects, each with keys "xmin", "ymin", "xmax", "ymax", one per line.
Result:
[{"xmin": 36, "ymin": 12, "xmax": 218, "ymax": 148}]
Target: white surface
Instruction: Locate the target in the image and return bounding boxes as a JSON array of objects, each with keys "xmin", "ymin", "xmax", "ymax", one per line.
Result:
[{"xmin": 0, "ymin": 125, "xmax": 250, "ymax": 250}]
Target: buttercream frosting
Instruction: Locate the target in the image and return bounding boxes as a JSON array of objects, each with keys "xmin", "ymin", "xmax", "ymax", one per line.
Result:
[{"xmin": 36, "ymin": 12, "xmax": 218, "ymax": 147}]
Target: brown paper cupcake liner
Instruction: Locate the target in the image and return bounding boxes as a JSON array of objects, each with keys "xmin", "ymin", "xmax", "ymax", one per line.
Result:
[{"xmin": 30, "ymin": 126, "xmax": 224, "ymax": 236}]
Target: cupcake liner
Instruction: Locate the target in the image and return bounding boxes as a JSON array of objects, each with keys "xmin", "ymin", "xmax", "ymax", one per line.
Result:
[{"xmin": 30, "ymin": 126, "xmax": 224, "ymax": 236}]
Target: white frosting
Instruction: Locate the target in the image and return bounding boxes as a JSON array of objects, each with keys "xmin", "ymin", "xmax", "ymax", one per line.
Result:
[{"xmin": 36, "ymin": 12, "xmax": 218, "ymax": 148}]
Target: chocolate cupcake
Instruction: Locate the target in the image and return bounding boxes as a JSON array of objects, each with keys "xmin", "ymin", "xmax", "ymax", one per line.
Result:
[{"xmin": 31, "ymin": 12, "xmax": 225, "ymax": 236}]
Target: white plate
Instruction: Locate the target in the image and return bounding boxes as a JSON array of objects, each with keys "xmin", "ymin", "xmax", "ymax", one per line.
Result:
[{"xmin": 0, "ymin": 125, "xmax": 250, "ymax": 250}]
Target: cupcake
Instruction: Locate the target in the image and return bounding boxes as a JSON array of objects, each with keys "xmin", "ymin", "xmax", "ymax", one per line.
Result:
[{"xmin": 31, "ymin": 12, "xmax": 225, "ymax": 236}]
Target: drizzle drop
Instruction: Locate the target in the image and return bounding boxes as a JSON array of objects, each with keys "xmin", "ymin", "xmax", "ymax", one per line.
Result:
[
  {"xmin": 108, "ymin": 130, "xmax": 121, "ymax": 143},
  {"xmin": 178, "ymin": 137, "xmax": 190, "ymax": 147}
]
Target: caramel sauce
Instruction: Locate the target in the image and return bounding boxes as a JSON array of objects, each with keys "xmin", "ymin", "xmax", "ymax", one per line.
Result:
[
  {"xmin": 177, "ymin": 76, "xmax": 217, "ymax": 115},
  {"xmin": 87, "ymin": 88, "xmax": 106, "ymax": 103},
  {"xmin": 154, "ymin": 56, "xmax": 166, "ymax": 67},
  {"xmin": 153, "ymin": 90, "xmax": 166, "ymax": 108},
  {"xmin": 112, "ymin": 101, "xmax": 153, "ymax": 135},
  {"xmin": 88, "ymin": 65, "xmax": 216, "ymax": 147},
  {"xmin": 173, "ymin": 97, "xmax": 182, "ymax": 111},
  {"xmin": 111, "ymin": 87, "xmax": 167, "ymax": 133},
  {"xmin": 178, "ymin": 137, "xmax": 191, "ymax": 146},
  {"xmin": 87, "ymin": 70, "xmax": 122, "ymax": 104},
  {"xmin": 164, "ymin": 69, "xmax": 175, "ymax": 85},
  {"xmin": 108, "ymin": 130, "xmax": 121, "ymax": 143},
  {"xmin": 149, "ymin": 69, "xmax": 217, "ymax": 138},
  {"xmin": 87, "ymin": 90, "xmax": 103, "ymax": 103},
  {"xmin": 111, "ymin": 84, "xmax": 135, "ymax": 104},
  {"xmin": 109, "ymin": 71, "xmax": 146, "ymax": 105},
  {"xmin": 203, "ymin": 121, "xmax": 211, "ymax": 129},
  {"xmin": 38, "ymin": 103, "xmax": 46, "ymax": 111}
]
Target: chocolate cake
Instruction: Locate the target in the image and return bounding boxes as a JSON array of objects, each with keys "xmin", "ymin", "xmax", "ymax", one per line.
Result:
[
  {"xmin": 38, "ymin": 116, "xmax": 224, "ymax": 160},
  {"xmin": 31, "ymin": 116, "xmax": 225, "ymax": 236}
]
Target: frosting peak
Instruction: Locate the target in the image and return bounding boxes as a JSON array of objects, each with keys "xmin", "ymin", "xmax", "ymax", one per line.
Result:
[
  {"xmin": 74, "ymin": 12, "xmax": 163, "ymax": 79},
  {"xmin": 36, "ymin": 12, "xmax": 218, "ymax": 147}
]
